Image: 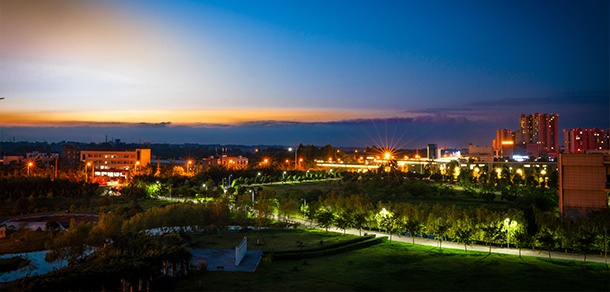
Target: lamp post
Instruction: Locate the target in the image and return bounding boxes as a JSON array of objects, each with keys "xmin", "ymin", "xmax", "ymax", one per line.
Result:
[
  {"xmin": 27, "ymin": 162, "xmax": 33, "ymax": 176},
  {"xmin": 86, "ymin": 162, "xmax": 91, "ymax": 183},
  {"xmin": 504, "ymin": 218, "xmax": 511, "ymax": 248}
]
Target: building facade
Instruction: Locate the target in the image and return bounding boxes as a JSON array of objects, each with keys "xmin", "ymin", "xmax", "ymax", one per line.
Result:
[
  {"xmin": 80, "ymin": 149, "xmax": 151, "ymax": 178},
  {"xmin": 517, "ymin": 113, "xmax": 558, "ymax": 156},
  {"xmin": 201, "ymin": 155, "xmax": 248, "ymax": 169},
  {"xmin": 558, "ymin": 152, "xmax": 610, "ymax": 218},
  {"xmin": 564, "ymin": 128, "xmax": 609, "ymax": 153},
  {"xmin": 61, "ymin": 145, "xmax": 81, "ymax": 166}
]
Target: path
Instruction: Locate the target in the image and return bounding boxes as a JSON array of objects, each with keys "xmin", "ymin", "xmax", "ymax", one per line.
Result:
[{"xmin": 277, "ymin": 214, "xmax": 609, "ymax": 265}]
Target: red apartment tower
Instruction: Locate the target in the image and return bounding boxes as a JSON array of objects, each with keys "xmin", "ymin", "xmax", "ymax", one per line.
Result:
[
  {"xmin": 518, "ymin": 113, "xmax": 558, "ymax": 155},
  {"xmin": 563, "ymin": 127, "xmax": 609, "ymax": 152}
]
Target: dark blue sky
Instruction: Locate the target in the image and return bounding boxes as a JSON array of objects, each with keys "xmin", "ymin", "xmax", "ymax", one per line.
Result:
[{"xmin": 1, "ymin": 0, "xmax": 608, "ymax": 148}]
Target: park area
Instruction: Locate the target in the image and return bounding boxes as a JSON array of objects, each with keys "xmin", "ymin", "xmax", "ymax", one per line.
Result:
[{"xmin": 177, "ymin": 229, "xmax": 609, "ymax": 291}]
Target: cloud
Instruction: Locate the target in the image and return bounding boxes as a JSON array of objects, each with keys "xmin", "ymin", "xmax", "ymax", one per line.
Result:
[{"xmin": 136, "ymin": 122, "xmax": 172, "ymax": 128}]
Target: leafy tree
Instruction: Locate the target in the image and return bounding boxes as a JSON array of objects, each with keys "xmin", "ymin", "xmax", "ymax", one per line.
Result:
[
  {"xmin": 454, "ymin": 225, "xmax": 474, "ymax": 252},
  {"xmin": 376, "ymin": 208, "xmax": 397, "ymax": 241},
  {"xmin": 316, "ymin": 208, "xmax": 335, "ymax": 233},
  {"xmin": 536, "ymin": 228, "xmax": 556, "ymax": 259},
  {"xmin": 352, "ymin": 211, "xmax": 368, "ymax": 236},
  {"xmin": 45, "ymin": 219, "xmax": 92, "ymax": 265},
  {"xmin": 335, "ymin": 211, "xmax": 353, "ymax": 235},
  {"xmin": 575, "ymin": 227, "xmax": 597, "ymax": 263},
  {"xmin": 513, "ymin": 229, "xmax": 530, "ymax": 258},
  {"xmin": 482, "ymin": 224, "xmax": 504, "ymax": 254},
  {"xmin": 403, "ymin": 219, "xmax": 424, "ymax": 246}
]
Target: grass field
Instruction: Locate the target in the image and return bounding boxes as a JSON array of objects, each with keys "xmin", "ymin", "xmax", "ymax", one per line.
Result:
[
  {"xmin": 177, "ymin": 230, "xmax": 610, "ymax": 291},
  {"xmin": 191, "ymin": 229, "xmax": 360, "ymax": 251},
  {"xmin": 261, "ymin": 180, "xmax": 342, "ymax": 193},
  {"xmin": 264, "ymin": 180, "xmax": 511, "ymax": 210}
]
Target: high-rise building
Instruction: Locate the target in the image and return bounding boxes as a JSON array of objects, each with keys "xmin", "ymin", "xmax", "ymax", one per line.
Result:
[
  {"xmin": 518, "ymin": 113, "xmax": 558, "ymax": 155},
  {"xmin": 493, "ymin": 129, "xmax": 514, "ymax": 157},
  {"xmin": 564, "ymin": 127, "xmax": 609, "ymax": 153}
]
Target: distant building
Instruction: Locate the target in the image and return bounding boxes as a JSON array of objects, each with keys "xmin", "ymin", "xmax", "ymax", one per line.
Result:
[
  {"xmin": 427, "ymin": 144, "xmax": 438, "ymax": 160},
  {"xmin": 517, "ymin": 113, "xmax": 558, "ymax": 156},
  {"xmin": 468, "ymin": 145, "xmax": 494, "ymax": 162},
  {"xmin": 564, "ymin": 128, "xmax": 609, "ymax": 153},
  {"xmin": 2, "ymin": 155, "xmax": 24, "ymax": 165},
  {"xmin": 80, "ymin": 148, "xmax": 151, "ymax": 178},
  {"xmin": 61, "ymin": 145, "xmax": 81, "ymax": 166},
  {"xmin": 558, "ymin": 152, "xmax": 610, "ymax": 218},
  {"xmin": 201, "ymin": 155, "xmax": 248, "ymax": 169},
  {"xmin": 493, "ymin": 129, "xmax": 514, "ymax": 158},
  {"xmin": 26, "ymin": 151, "xmax": 59, "ymax": 167}
]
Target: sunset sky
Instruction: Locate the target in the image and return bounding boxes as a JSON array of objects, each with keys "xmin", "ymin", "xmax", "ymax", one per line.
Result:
[{"xmin": 1, "ymin": 0, "xmax": 608, "ymax": 147}]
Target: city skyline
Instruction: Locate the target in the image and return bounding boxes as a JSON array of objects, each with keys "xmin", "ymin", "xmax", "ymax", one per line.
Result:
[{"xmin": 1, "ymin": 0, "xmax": 608, "ymax": 147}]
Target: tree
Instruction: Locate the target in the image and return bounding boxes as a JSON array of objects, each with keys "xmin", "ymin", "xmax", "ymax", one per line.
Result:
[
  {"xmin": 305, "ymin": 202, "xmax": 319, "ymax": 228},
  {"xmin": 575, "ymin": 227, "xmax": 597, "ymax": 263},
  {"xmin": 403, "ymin": 219, "xmax": 424, "ymax": 246},
  {"xmin": 45, "ymin": 219, "xmax": 92, "ymax": 265},
  {"xmin": 454, "ymin": 225, "xmax": 473, "ymax": 252},
  {"xmin": 335, "ymin": 211, "xmax": 353, "ymax": 235},
  {"xmin": 536, "ymin": 228, "xmax": 556, "ymax": 259},
  {"xmin": 513, "ymin": 229, "xmax": 530, "ymax": 258},
  {"xmin": 316, "ymin": 208, "xmax": 335, "ymax": 233},
  {"xmin": 352, "ymin": 211, "xmax": 368, "ymax": 236},
  {"xmin": 483, "ymin": 224, "xmax": 504, "ymax": 254},
  {"xmin": 376, "ymin": 208, "xmax": 397, "ymax": 241},
  {"xmin": 254, "ymin": 189, "xmax": 277, "ymax": 227},
  {"xmin": 436, "ymin": 221, "xmax": 449, "ymax": 251}
]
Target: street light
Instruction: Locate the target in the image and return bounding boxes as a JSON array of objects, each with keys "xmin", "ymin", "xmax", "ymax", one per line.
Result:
[
  {"xmin": 86, "ymin": 162, "xmax": 91, "ymax": 182},
  {"xmin": 27, "ymin": 162, "xmax": 33, "ymax": 176},
  {"xmin": 504, "ymin": 218, "xmax": 517, "ymax": 248}
]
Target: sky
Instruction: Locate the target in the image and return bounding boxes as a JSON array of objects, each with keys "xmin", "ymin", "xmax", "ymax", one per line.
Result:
[{"xmin": 0, "ymin": 0, "xmax": 608, "ymax": 148}]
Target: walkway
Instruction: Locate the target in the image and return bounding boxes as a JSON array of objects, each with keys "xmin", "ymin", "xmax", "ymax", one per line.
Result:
[{"xmin": 278, "ymin": 214, "xmax": 609, "ymax": 264}]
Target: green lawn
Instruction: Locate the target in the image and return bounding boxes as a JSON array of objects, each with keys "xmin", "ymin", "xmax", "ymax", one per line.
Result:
[
  {"xmin": 261, "ymin": 180, "xmax": 342, "ymax": 192},
  {"xmin": 191, "ymin": 228, "xmax": 359, "ymax": 251},
  {"xmin": 177, "ymin": 235, "xmax": 609, "ymax": 291}
]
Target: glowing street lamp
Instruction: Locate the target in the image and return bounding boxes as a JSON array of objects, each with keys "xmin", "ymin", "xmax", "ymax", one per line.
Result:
[
  {"xmin": 27, "ymin": 162, "xmax": 33, "ymax": 176},
  {"xmin": 85, "ymin": 162, "xmax": 91, "ymax": 182},
  {"xmin": 504, "ymin": 218, "xmax": 517, "ymax": 248}
]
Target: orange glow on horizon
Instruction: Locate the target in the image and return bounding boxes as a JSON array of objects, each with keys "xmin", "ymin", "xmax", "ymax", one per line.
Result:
[{"xmin": 0, "ymin": 108, "xmax": 422, "ymax": 127}]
